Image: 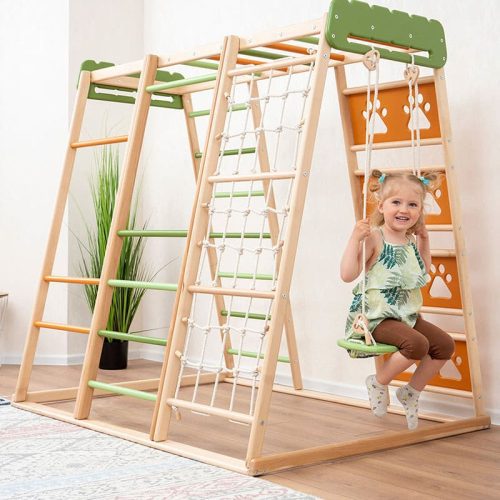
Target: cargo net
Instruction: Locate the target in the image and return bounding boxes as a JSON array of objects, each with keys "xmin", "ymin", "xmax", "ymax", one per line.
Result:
[{"xmin": 175, "ymin": 61, "xmax": 315, "ymax": 420}]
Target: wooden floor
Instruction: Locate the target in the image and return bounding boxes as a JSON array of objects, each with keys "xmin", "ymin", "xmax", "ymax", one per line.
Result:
[{"xmin": 1, "ymin": 360, "xmax": 498, "ymax": 499}]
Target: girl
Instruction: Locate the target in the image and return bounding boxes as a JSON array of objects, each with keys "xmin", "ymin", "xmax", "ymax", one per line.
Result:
[{"xmin": 340, "ymin": 169, "xmax": 455, "ymax": 430}]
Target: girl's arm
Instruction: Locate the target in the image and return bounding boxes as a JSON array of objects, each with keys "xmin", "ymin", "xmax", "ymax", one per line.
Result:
[
  {"xmin": 340, "ymin": 218, "xmax": 375, "ymax": 282},
  {"xmin": 415, "ymin": 224, "xmax": 431, "ymax": 272}
]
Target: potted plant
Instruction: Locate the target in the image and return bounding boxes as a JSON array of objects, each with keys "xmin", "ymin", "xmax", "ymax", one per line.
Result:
[{"xmin": 78, "ymin": 145, "xmax": 152, "ymax": 369}]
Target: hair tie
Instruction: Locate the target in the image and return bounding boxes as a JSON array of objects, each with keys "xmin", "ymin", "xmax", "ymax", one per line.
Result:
[
  {"xmin": 378, "ymin": 174, "xmax": 386, "ymax": 184},
  {"xmin": 419, "ymin": 176, "xmax": 430, "ymax": 186}
]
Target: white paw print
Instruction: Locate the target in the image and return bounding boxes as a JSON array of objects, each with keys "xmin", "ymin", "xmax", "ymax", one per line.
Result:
[
  {"xmin": 429, "ymin": 263, "xmax": 453, "ymax": 299},
  {"xmin": 404, "ymin": 93, "xmax": 431, "ymax": 130},
  {"xmin": 363, "ymin": 99, "xmax": 387, "ymax": 134}
]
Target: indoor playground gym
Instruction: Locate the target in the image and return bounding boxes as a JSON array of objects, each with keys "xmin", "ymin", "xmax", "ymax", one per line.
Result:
[{"xmin": 1, "ymin": 0, "xmax": 499, "ymax": 497}]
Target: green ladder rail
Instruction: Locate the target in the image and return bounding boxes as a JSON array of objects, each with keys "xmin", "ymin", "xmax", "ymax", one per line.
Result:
[
  {"xmin": 146, "ymin": 74, "xmax": 217, "ymax": 93},
  {"xmin": 189, "ymin": 103, "xmax": 248, "ymax": 118},
  {"xmin": 117, "ymin": 230, "xmax": 271, "ymax": 239},
  {"xmin": 221, "ymin": 309, "xmax": 270, "ymax": 321},
  {"xmin": 217, "ymin": 271, "xmax": 273, "ymax": 281},
  {"xmin": 99, "ymin": 330, "xmax": 167, "ymax": 346},
  {"xmin": 239, "ymin": 48, "xmax": 289, "ymax": 61},
  {"xmin": 214, "ymin": 190, "xmax": 265, "ymax": 198},
  {"xmin": 88, "ymin": 380, "xmax": 157, "ymax": 402},
  {"xmin": 227, "ymin": 348, "xmax": 290, "ymax": 364},
  {"xmin": 108, "ymin": 279, "xmax": 177, "ymax": 291},
  {"xmin": 183, "ymin": 60, "xmax": 219, "ymax": 70},
  {"xmin": 194, "ymin": 147, "xmax": 256, "ymax": 159}
]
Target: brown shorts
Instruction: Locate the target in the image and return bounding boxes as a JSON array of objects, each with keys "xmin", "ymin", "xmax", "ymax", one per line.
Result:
[{"xmin": 372, "ymin": 316, "xmax": 455, "ymax": 360}]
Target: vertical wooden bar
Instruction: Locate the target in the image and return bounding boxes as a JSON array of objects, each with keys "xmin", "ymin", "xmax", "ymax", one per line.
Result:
[
  {"xmin": 245, "ymin": 23, "xmax": 331, "ymax": 462},
  {"xmin": 153, "ymin": 35, "xmax": 241, "ymax": 442},
  {"xmin": 247, "ymin": 81, "xmax": 302, "ymax": 390},
  {"xmin": 433, "ymin": 68, "xmax": 486, "ymax": 416},
  {"xmin": 13, "ymin": 72, "xmax": 91, "ymax": 402},
  {"xmin": 73, "ymin": 55, "xmax": 159, "ymax": 419}
]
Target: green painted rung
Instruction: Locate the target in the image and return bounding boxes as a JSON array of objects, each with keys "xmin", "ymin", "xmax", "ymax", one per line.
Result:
[
  {"xmin": 88, "ymin": 380, "xmax": 157, "ymax": 401},
  {"xmin": 227, "ymin": 348, "xmax": 290, "ymax": 364},
  {"xmin": 146, "ymin": 74, "xmax": 217, "ymax": 93},
  {"xmin": 214, "ymin": 190, "xmax": 265, "ymax": 198},
  {"xmin": 221, "ymin": 310, "xmax": 270, "ymax": 321},
  {"xmin": 326, "ymin": 0, "xmax": 447, "ymax": 68},
  {"xmin": 194, "ymin": 147, "xmax": 256, "ymax": 159},
  {"xmin": 118, "ymin": 230, "xmax": 271, "ymax": 239},
  {"xmin": 99, "ymin": 330, "xmax": 167, "ymax": 346},
  {"xmin": 108, "ymin": 279, "xmax": 177, "ymax": 292},
  {"xmin": 189, "ymin": 103, "xmax": 248, "ymax": 118},
  {"xmin": 239, "ymin": 49, "xmax": 287, "ymax": 60},
  {"xmin": 218, "ymin": 271, "xmax": 273, "ymax": 281},
  {"xmin": 183, "ymin": 60, "xmax": 219, "ymax": 70},
  {"xmin": 296, "ymin": 36, "xmax": 320, "ymax": 45}
]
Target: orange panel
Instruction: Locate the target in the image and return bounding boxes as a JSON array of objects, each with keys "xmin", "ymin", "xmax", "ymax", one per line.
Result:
[
  {"xmin": 348, "ymin": 82, "xmax": 441, "ymax": 145},
  {"xmin": 392, "ymin": 339, "xmax": 472, "ymax": 392},
  {"xmin": 422, "ymin": 256, "xmax": 462, "ymax": 309}
]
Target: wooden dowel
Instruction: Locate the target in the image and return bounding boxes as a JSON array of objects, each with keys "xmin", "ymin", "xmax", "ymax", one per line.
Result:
[
  {"xmin": 70, "ymin": 135, "xmax": 128, "ymax": 149},
  {"xmin": 343, "ymin": 76, "xmax": 435, "ymax": 95},
  {"xmin": 389, "ymin": 380, "xmax": 473, "ymax": 398},
  {"xmin": 208, "ymin": 55, "xmax": 267, "ymax": 66},
  {"xmin": 431, "ymin": 249, "xmax": 456, "ymax": 257},
  {"xmin": 426, "ymin": 225, "xmax": 453, "ymax": 232},
  {"xmin": 354, "ymin": 165, "xmax": 445, "ymax": 176},
  {"xmin": 351, "ymin": 138, "xmax": 442, "ymax": 152},
  {"xmin": 265, "ymin": 42, "xmax": 344, "ymax": 62},
  {"xmin": 228, "ymin": 54, "xmax": 315, "ymax": 77},
  {"xmin": 44, "ymin": 275, "xmax": 100, "ymax": 285},
  {"xmin": 188, "ymin": 285, "xmax": 275, "ymax": 299},
  {"xmin": 208, "ymin": 171, "xmax": 296, "ymax": 184},
  {"xmin": 166, "ymin": 398, "xmax": 254, "ymax": 424},
  {"xmin": 421, "ymin": 306, "xmax": 463, "ymax": 316},
  {"xmin": 34, "ymin": 321, "xmax": 90, "ymax": 334}
]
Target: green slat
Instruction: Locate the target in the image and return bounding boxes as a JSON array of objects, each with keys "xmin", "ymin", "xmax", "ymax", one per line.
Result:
[
  {"xmin": 194, "ymin": 147, "xmax": 256, "ymax": 159},
  {"xmin": 221, "ymin": 310, "xmax": 270, "ymax": 321},
  {"xmin": 183, "ymin": 60, "xmax": 219, "ymax": 70},
  {"xmin": 189, "ymin": 103, "xmax": 248, "ymax": 118},
  {"xmin": 118, "ymin": 230, "xmax": 271, "ymax": 239},
  {"xmin": 214, "ymin": 190, "xmax": 265, "ymax": 198},
  {"xmin": 296, "ymin": 36, "xmax": 320, "ymax": 45},
  {"xmin": 88, "ymin": 380, "xmax": 157, "ymax": 401},
  {"xmin": 227, "ymin": 348, "xmax": 290, "ymax": 364},
  {"xmin": 218, "ymin": 272, "xmax": 273, "ymax": 281},
  {"xmin": 99, "ymin": 330, "xmax": 167, "ymax": 346},
  {"xmin": 108, "ymin": 279, "xmax": 177, "ymax": 291},
  {"xmin": 146, "ymin": 74, "xmax": 217, "ymax": 93},
  {"xmin": 239, "ymin": 49, "xmax": 287, "ymax": 60},
  {"xmin": 337, "ymin": 338, "xmax": 399, "ymax": 354}
]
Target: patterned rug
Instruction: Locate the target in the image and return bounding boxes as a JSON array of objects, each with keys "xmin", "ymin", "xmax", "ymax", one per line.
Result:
[{"xmin": 0, "ymin": 404, "xmax": 314, "ymax": 499}]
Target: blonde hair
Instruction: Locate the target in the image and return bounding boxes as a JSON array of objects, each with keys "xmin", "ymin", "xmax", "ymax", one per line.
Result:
[{"xmin": 369, "ymin": 169, "xmax": 440, "ymax": 234}]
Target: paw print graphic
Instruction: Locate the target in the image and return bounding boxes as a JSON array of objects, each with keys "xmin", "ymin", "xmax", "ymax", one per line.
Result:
[
  {"xmin": 428, "ymin": 263, "xmax": 453, "ymax": 299},
  {"xmin": 363, "ymin": 99, "xmax": 387, "ymax": 134},
  {"xmin": 404, "ymin": 93, "xmax": 431, "ymax": 130}
]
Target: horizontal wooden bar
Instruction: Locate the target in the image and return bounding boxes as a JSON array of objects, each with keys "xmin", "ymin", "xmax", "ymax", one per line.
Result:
[
  {"xmin": 34, "ymin": 321, "xmax": 89, "ymax": 334},
  {"xmin": 189, "ymin": 103, "xmax": 248, "ymax": 118},
  {"xmin": 166, "ymin": 398, "xmax": 254, "ymax": 424},
  {"xmin": 98, "ymin": 330, "xmax": 167, "ymax": 346},
  {"xmin": 218, "ymin": 271, "xmax": 273, "ymax": 281},
  {"xmin": 221, "ymin": 310, "xmax": 270, "ymax": 321},
  {"xmin": 118, "ymin": 229, "xmax": 271, "ymax": 239},
  {"xmin": 188, "ymin": 285, "xmax": 275, "ymax": 299},
  {"xmin": 108, "ymin": 279, "xmax": 177, "ymax": 292},
  {"xmin": 427, "ymin": 224, "xmax": 453, "ymax": 232},
  {"xmin": 389, "ymin": 379, "xmax": 473, "ymax": 399},
  {"xmin": 228, "ymin": 54, "xmax": 315, "ymax": 77},
  {"xmin": 227, "ymin": 348, "xmax": 290, "ymax": 363},
  {"xmin": 353, "ymin": 165, "xmax": 445, "ymax": 176},
  {"xmin": 88, "ymin": 380, "xmax": 157, "ymax": 402},
  {"xmin": 343, "ymin": 76, "xmax": 435, "ymax": 96},
  {"xmin": 195, "ymin": 147, "xmax": 256, "ymax": 159},
  {"xmin": 71, "ymin": 135, "xmax": 128, "ymax": 149},
  {"xmin": 209, "ymin": 171, "xmax": 296, "ymax": 184},
  {"xmin": 421, "ymin": 306, "xmax": 463, "ymax": 316},
  {"xmin": 266, "ymin": 42, "xmax": 344, "ymax": 62},
  {"xmin": 431, "ymin": 249, "xmax": 456, "ymax": 257},
  {"xmin": 351, "ymin": 138, "xmax": 442, "ymax": 152},
  {"xmin": 249, "ymin": 416, "xmax": 490, "ymax": 475},
  {"xmin": 44, "ymin": 275, "xmax": 100, "ymax": 285}
]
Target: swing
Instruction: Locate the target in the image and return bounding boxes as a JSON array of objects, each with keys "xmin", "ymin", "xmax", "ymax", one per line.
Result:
[{"xmin": 337, "ymin": 52, "xmax": 423, "ymax": 357}]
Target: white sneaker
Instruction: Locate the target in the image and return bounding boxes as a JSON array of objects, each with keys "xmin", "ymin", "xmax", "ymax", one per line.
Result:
[{"xmin": 365, "ymin": 374, "xmax": 389, "ymax": 417}]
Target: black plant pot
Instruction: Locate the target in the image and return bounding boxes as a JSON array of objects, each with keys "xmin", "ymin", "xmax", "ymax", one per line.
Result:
[{"xmin": 99, "ymin": 339, "xmax": 128, "ymax": 370}]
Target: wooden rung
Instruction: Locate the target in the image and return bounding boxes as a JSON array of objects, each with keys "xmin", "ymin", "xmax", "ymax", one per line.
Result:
[
  {"xmin": 214, "ymin": 190, "xmax": 265, "ymax": 198},
  {"xmin": 88, "ymin": 380, "xmax": 157, "ymax": 402},
  {"xmin": 421, "ymin": 306, "xmax": 463, "ymax": 316},
  {"xmin": 389, "ymin": 379, "xmax": 473, "ymax": 399},
  {"xmin": 427, "ymin": 225, "xmax": 453, "ymax": 232},
  {"xmin": 70, "ymin": 135, "xmax": 128, "ymax": 148},
  {"xmin": 217, "ymin": 271, "xmax": 273, "ymax": 281},
  {"xmin": 431, "ymin": 249, "xmax": 456, "ymax": 257},
  {"xmin": 44, "ymin": 275, "xmax": 100, "ymax": 285},
  {"xmin": 353, "ymin": 165, "xmax": 445, "ymax": 176},
  {"xmin": 351, "ymin": 138, "xmax": 442, "ymax": 152},
  {"xmin": 34, "ymin": 321, "xmax": 90, "ymax": 334},
  {"xmin": 189, "ymin": 103, "xmax": 248, "ymax": 118},
  {"xmin": 265, "ymin": 42, "xmax": 344, "ymax": 62},
  {"xmin": 188, "ymin": 285, "xmax": 275, "ymax": 299},
  {"xmin": 448, "ymin": 332, "xmax": 466, "ymax": 341},
  {"xmin": 221, "ymin": 309, "xmax": 270, "ymax": 321},
  {"xmin": 228, "ymin": 54, "xmax": 315, "ymax": 77},
  {"xmin": 195, "ymin": 147, "xmax": 256, "ymax": 159},
  {"xmin": 166, "ymin": 398, "xmax": 254, "ymax": 424},
  {"xmin": 108, "ymin": 279, "xmax": 177, "ymax": 292},
  {"xmin": 343, "ymin": 75, "xmax": 435, "ymax": 96},
  {"xmin": 227, "ymin": 348, "xmax": 290, "ymax": 363},
  {"xmin": 208, "ymin": 171, "xmax": 296, "ymax": 184},
  {"xmin": 98, "ymin": 330, "xmax": 167, "ymax": 346}
]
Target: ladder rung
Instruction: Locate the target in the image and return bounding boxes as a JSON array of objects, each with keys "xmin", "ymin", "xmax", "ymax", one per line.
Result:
[
  {"xmin": 183, "ymin": 60, "xmax": 220, "ymax": 71},
  {"xmin": 118, "ymin": 229, "xmax": 271, "ymax": 239},
  {"xmin": 166, "ymin": 398, "xmax": 253, "ymax": 424},
  {"xmin": 448, "ymin": 332, "xmax": 466, "ymax": 342},
  {"xmin": 221, "ymin": 310, "xmax": 270, "ymax": 321},
  {"xmin": 427, "ymin": 225, "xmax": 453, "ymax": 232},
  {"xmin": 218, "ymin": 271, "xmax": 273, "ymax": 281},
  {"xmin": 266, "ymin": 42, "xmax": 344, "ymax": 62},
  {"xmin": 209, "ymin": 171, "xmax": 296, "ymax": 184},
  {"xmin": 189, "ymin": 103, "xmax": 248, "ymax": 118},
  {"xmin": 146, "ymin": 74, "xmax": 217, "ymax": 93},
  {"xmin": 431, "ymin": 249, "xmax": 456, "ymax": 257},
  {"xmin": 343, "ymin": 75, "xmax": 435, "ymax": 96},
  {"xmin": 88, "ymin": 380, "xmax": 157, "ymax": 401},
  {"xmin": 195, "ymin": 147, "xmax": 256, "ymax": 159},
  {"xmin": 188, "ymin": 285, "xmax": 275, "ymax": 299},
  {"xmin": 421, "ymin": 306, "xmax": 463, "ymax": 316},
  {"xmin": 98, "ymin": 330, "xmax": 167, "ymax": 346},
  {"xmin": 108, "ymin": 279, "xmax": 177, "ymax": 292},
  {"xmin": 70, "ymin": 135, "xmax": 128, "ymax": 149},
  {"xmin": 389, "ymin": 380, "xmax": 472, "ymax": 399},
  {"xmin": 227, "ymin": 348, "xmax": 290, "ymax": 363},
  {"xmin": 44, "ymin": 275, "xmax": 100, "ymax": 285},
  {"xmin": 214, "ymin": 190, "xmax": 265, "ymax": 198},
  {"xmin": 34, "ymin": 321, "xmax": 90, "ymax": 334},
  {"xmin": 353, "ymin": 165, "xmax": 445, "ymax": 176},
  {"xmin": 351, "ymin": 138, "xmax": 442, "ymax": 152}
]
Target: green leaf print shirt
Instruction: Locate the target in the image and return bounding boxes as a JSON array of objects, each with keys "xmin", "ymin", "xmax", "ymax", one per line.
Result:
[{"xmin": 345, "ymin": 230, "xmax": 430, "ymax": 342}]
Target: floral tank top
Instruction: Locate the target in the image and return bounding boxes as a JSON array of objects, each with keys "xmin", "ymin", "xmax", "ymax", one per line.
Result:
[{"xmin": 345, "ymin": 229, "xmax": 430, "ymax": 350}]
